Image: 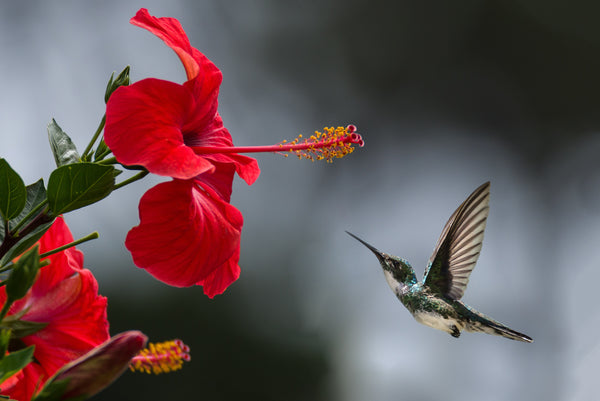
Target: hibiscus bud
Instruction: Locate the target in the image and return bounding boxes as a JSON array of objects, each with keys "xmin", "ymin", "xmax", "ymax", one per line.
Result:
[
  {"xmin": 104, "ymin": 66, "xmax": 130, "ymax": 103},
  {"xmin": 37, "ymin": 331, "xmax": 147, "ymax": 400}
]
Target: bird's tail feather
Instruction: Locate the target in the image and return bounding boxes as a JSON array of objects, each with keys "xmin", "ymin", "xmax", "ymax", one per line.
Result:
[{"xmin": 462, "ymin": 305, "xmax": 533, "ymax": 343}]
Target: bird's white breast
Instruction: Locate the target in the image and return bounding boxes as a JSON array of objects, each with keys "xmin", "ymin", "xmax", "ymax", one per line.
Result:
[{"xmin": 413, "ymin": 310, "xmax": 463, "ymax": 334}]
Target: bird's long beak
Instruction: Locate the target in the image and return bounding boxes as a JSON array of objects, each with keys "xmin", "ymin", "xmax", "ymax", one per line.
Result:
[{"xmin": 345, "ymin": 231, "xmax": 386, "ymax": 263}]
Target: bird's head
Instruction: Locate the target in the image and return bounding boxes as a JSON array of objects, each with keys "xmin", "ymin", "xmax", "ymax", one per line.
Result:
[{"xmin": 346, "ymin": 231, "xmax": 417, "ymax": 286}]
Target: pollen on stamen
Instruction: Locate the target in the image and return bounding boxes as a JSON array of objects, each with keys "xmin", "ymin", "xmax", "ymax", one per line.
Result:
[
  {"xmin": 129, "ymin": 339, "xmax": 191, "ymax": 375},
  {"xmin": 284, "ymin": 125, "xmax": 364, "ymax": 163}
]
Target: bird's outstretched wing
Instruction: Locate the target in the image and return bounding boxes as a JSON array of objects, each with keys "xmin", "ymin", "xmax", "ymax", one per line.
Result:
[{"xmin": 422, "ymin": 182, "xmax": 490, "ymax": 300}]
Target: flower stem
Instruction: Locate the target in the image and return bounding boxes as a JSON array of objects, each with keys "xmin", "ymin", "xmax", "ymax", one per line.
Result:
[
  {"xmin": 113, "ymin": 171, "xmax": 149, "ymax": 191},
  {"xmin": 82, "ymin": 114, "xmax": 107, "ymax": 161},
  {"xmin": 38, "ymin": 232, "xmax": 99, "ymax": 259},
  {"xmin": 98, "ymin": 157, "xmax": 118, "ymax": 165}
]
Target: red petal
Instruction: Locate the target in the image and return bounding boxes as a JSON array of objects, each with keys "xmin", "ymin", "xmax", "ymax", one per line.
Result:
[
  {"xmin": 33, "ymin": 216, "xmax": 84, "ymax": 293},
  {"xmin": 216, "ymin": 152, "xmax": 260, "ymax": 186},
  {"xmin": 125, "ymin": 179, "xmax": 243, "ymax": 291},
  {"xmin": 105, "ymin": 78, "xmax": 215, "ymax": 179},
  {"xmin": 23, "ymin": 269, "xmax": 109, "ymax": 372},
  {"xmin": 131, "ymin": 8, "xmax": 221, "ymax": 83},
  {"xmin": 0, "ymin": 364, "xmax": 44, "ymax": 401},
  {"xmin": 197, "ymin": 249, "xmax": 241, "ymax": 298},
  {"xmin": 198, "ymin": 161, "xmax": 235, "ymax": 202}
]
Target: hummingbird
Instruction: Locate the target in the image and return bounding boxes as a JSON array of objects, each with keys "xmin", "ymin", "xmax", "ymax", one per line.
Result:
[{"xmin": 347, "ymin": 182, "xmax": 532, "ymax": 342}]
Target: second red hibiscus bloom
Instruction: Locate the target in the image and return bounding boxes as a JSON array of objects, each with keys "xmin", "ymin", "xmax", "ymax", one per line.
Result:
[{"xmin": 0, "ymin": 217, "xmax": 109, "ymax": 401}]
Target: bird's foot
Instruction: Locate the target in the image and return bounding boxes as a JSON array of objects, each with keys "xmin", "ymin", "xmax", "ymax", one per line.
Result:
[{"xmin": 450, "ymin": 325, "xmax": 461, "ymax": 338}]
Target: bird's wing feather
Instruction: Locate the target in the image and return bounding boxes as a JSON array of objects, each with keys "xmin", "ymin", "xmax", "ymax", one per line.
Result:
[{"xmin": 422, "ymin": 182, "xmax": 490, "ymax": 300}]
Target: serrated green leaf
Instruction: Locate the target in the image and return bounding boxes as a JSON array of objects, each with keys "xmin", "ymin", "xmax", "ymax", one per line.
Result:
[
  {"xmin": 48, "ymin": 119, "xmax": 81, "ymax": 167},
  {"xmin": 47, "ymin": 163, "xmax": 115, "ymax": 215},
  {"xmin": 0, "ymin": 159, "xmax": 27, "ymax": 221},
  {"xmin": 0, "ymin": 345, "xmax": 34, "ymax": 383}
]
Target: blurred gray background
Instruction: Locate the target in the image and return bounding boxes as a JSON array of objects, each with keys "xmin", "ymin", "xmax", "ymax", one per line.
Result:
[{"xmin": 2, "ymin": 1, "xmax": 600, "ymax": 400}]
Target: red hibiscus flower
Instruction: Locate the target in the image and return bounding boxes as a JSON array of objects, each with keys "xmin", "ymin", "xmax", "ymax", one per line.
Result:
[
  {"xmin": 104, "ymin": 8, "xmax": 363, "ymax": 298},
  {"xmin": 105, "ymin": 8, "xmax": 260, "ymax": 183},
  {"xmin": 0, "ymin": 217, "xmax": 109, "ymax": 401},
  {"xmin": 104, "ymin": 8, "xmax": 259, "ymax": 298}
]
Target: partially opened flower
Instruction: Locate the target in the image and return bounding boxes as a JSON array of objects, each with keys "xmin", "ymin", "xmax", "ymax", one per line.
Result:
[
  {"xmin": 104, "ymin": 8, "xmax": 364, "ymax": 297},
  {"xmin": 37, "ymin": 331, "xmax": 148, "ymax": 401},
  {"xmin": 0, "ymin": 217, "xmax": 109, "ymax": 401}
]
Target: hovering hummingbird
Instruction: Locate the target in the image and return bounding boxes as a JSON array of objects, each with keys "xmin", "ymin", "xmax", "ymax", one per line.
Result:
[{"xmin": 347, "ymin": 182, "xmax": 532, "ymax": 342}]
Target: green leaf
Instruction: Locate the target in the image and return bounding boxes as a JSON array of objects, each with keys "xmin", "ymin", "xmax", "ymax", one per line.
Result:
[
  {"xmin": 1, "ymin": 315, "xmax": 48, "ymax": 339},
  {"xmin": 0, "ymin": 345, "xmax": 34, "ymax": 383},
  {"xmin": 0, "ymin": 219, "xmax": 54, "ymax": 267},
  {"xmin": 5, "ymin": 245, "xmax": 40, "ymax": 302},
  {"xmin": 47, "ymin": 163, "xmax": 115, "ymax": 215},
  {"xmin": 0, "ymin": 180, "xmax": 54, "ymax": 266},
  {"xmin": 8, "ymin": 179, "xmax": 47, "ymax": 232},
  {"xmin": 48, "ymin": 119, "xmax": 81, "ymax": 167},
  {"xmin": 0, "ymin": 159, "xmax": 27, "ymax": 221},
  {"xmin": 0, "ymin": 329, "xmax": 11, "ymax": 362}
]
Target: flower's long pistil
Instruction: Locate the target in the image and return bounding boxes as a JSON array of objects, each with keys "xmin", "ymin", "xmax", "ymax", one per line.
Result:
[
  {"xmin": 192, "ymin": 125, "xmax": 364, "ymax": 163},
  {"xmin": 129, "ymin": 339, "xmax": 190, "ymax": 374}
]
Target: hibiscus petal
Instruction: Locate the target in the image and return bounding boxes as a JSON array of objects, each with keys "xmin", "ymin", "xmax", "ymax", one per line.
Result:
[
  {"xmin": 21, "ymin": 270, "xmax": 109, "ymax": 374},
  {"xmin": 197, "ymin": 249, "xmax": 241, "ymax": 298},
  {"xmin": 198, "ymin": 161, "xmax": 235, "ymax": 202},
  {"xmin": 105, "ymin": 78, "xmax": 216, "ymax": 179},
  {"xmin": 131, "ymin": 8, "xmax": 221, "ymax": 84},
  {"xmin": 213, "ymin": 152, "xmax": 260, "ymax": 186},
  {"xmin": 0, "ymin": 364, "xmax": 45, "ymax": 401},
  {"xmin": 31, "ymin": 216, "xmax": 84, "ymax": 293},
  {"xmin": 125, "ymin": 179, "xmax": 243, "ymax": 293}
]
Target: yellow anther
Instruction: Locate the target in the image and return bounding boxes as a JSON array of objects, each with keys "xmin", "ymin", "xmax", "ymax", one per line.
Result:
[
  {"xmin": 129, "ymin": 339, "xmax": 190, "ymax": 375},
  {"xmin": 273, "ymin": 125, "xmax": 363, "ymax": 163}
]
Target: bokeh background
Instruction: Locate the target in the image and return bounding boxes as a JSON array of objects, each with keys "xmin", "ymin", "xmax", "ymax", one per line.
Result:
[{"xmin": 2, "ymin": 1, "xmax": 600, "ymax": 400}]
